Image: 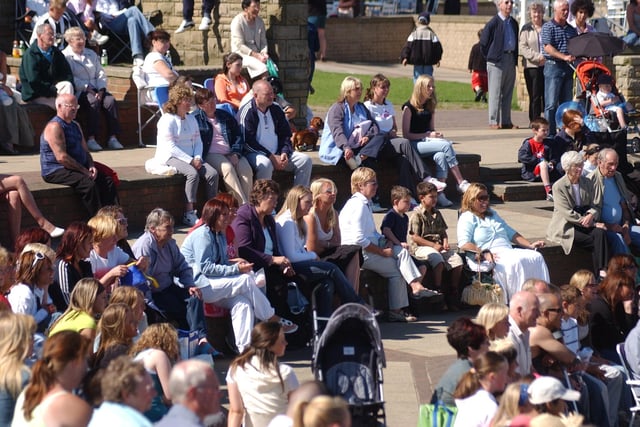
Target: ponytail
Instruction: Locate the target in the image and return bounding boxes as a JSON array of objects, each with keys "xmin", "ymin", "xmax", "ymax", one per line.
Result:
[{"xmin": 453, "ymin": 351, "xmax": 507, "ymax": 400}]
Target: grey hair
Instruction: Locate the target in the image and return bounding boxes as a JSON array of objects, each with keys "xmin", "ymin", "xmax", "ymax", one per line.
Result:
[
  {"xmin": 597, "ymin": 147, "xmax": 617, "ymax": 163},
  {"xmin": 560, "ymin": 150, "xmax": 584, "ymax": 172},
  {"xmin": 553, "ymin": 0, "xmax": 569, "ymax": 9},
  {"xmin": 168, "ymin": 360, "xmax": 212, "ymax": 403},
  {"xmin": 64, "ymin": 26, "xmax": 85, "ymax": 43},
  {"xmin": 144, "ymin": 208, "xmax": 174, "ymax": 231},
  {"xmin": 35, "ymin": 22, "xmax": 53, "ymax": 36}
]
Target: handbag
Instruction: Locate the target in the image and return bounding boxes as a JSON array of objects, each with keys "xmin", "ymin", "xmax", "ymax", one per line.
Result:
[
  {"xmin": 417, "ymin": 402, "xmax": 457, "ymax": 427},
  {"xmin": 461, "ymin": 251, "xmax": 503, "ymax": 306}
]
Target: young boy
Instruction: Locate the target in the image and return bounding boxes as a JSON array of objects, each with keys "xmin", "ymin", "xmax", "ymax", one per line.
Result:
[
  {"xmin": 380, "ymin": 186, "xmax": 439, "ymax": 298},
  {"xmin": 408, "ymin": 182, "xmax": 463, "ymax": 310},
  {"xmin": 468, "ymin": 29, "xmax": 487, "ymax": 102},
  {"xmin": 517, "ymin": 117, "xmax": 557, "ymax": 202},
  {"xmin": 596, "ymin": 74, "xmax": 636, "ymax": 129}
]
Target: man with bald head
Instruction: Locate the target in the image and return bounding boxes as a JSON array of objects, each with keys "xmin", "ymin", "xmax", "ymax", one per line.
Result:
[
  {"xmin": 237, "ymin": 79, "xmax": 312, "ymax": 187},
  {"xmin": 589, "ymin": 147, "xmax": 640, "ymax": 255},
  {"xmin": 508, "ymin": 290, "xmax": 540, "ymax": 376},
  {"xmin": 40, "ymin": 93, "xmax": 118, "ymax": 217},
  {"xmin": 521, "ymin": 278, "xmax": 551, "ymax": 295},
  {"xmin": 155, "ymin": 359, "xmax": 221, "ymax": 427}
]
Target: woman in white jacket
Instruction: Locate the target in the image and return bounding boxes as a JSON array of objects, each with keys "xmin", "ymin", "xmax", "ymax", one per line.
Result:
[{"xmin": 154, "ymin": 84, "xmax": 219, "ymax": 226}]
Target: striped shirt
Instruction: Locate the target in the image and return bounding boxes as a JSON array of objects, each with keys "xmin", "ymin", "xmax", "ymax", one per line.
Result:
[{"xmin": 541, "ymin": 19, "xmax": 577, "ymax": 60}]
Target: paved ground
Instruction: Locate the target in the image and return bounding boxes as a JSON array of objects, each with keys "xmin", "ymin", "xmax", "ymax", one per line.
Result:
[{"xmin": 0, "ymin": 62, "xmax": 627, "ymax": 426}]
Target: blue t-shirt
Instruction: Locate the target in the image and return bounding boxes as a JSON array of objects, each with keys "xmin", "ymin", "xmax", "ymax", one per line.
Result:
[
  {"xmin": 381, "ymin": 209, "xmax": 409, "ymax": 243},
  {"xmin": 601, "ymin": 177, "xmax": 623, "ymax": 225}
]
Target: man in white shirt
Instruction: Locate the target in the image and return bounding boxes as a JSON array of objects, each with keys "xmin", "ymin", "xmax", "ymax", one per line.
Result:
[
  {"xmin": 507, "ymin": 290, "xmax": 540, "ymax": 376},
  {"xmin": 237, "ymin": 80, "xmax": 311, "ymax": 187}
]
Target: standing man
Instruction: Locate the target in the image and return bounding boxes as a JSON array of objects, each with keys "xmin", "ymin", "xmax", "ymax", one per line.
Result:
[
  {"xmin": 480, "ymin": 0, "xmax": 519, "ymax": 130},
  {"xmin": 541, "ymin": 0, "xmax": 577, "ymax": 135},
  {"xmin": 507, "ymin": 290, "xmax": 540, "ymax": 376},
  {"xmin": 238, "ymin": 80, "xmax": 312, "ymax": 188},
  {"xmin": 40, "ymin": 93, "xmax": 118, "ymax": 217},
  {"xmin": 154, "ymin": 359, "xmax": 222, "ymax": 427}
]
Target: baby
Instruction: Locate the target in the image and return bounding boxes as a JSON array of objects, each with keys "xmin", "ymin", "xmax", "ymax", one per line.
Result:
[{"xmin": 596, "ymin": 74, "xmax": 635, "ymax": 129}]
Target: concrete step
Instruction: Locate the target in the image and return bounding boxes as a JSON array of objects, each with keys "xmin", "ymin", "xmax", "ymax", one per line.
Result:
[
  {"xmin": 480, "ymin": 163, "xmax": 522, "ymax": 182},
  {"xmin": 489, "ymin": 180, "xmax": 550, "ymax": 202}
]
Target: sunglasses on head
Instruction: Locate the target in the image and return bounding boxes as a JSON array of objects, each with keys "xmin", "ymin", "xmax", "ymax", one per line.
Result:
[{"xmin": 30, "ymin": 252, "xmax": 45, "ymax": 269}]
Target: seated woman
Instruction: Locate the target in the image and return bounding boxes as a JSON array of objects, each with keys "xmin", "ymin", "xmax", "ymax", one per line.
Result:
[
  {"xmin": 623, "ymin": 0, "xmax": 640, "ymax": 47},
  {"xmin": 227, "ymin": 321, "xmax": 299, "ymax": 427},
  {"xmin": 48, "ymin": 277, "xmax": 106, "ymax": 341},
  {"xmin": 276, "ymin": 185, "xmax": 366, "ymax": 315},
  {"xmin": 0, "ymin": 51, "xmax": 33, "ymax": 154},
  {"xmin": 153, "ymin": 84, "xmax": 218, "ymax": 226},
  {"xmin": 230, "ymin": 0, "xmax": 270, "ymax": 79},
  {"xmin": 1, "ymin": 174, "xmax": 64, "ymax": 248},
  {"xmin": 214, "ymin": 52, "xmax": 250, "ymax": 112},
  {"xmin": 130, "ymin": 323, "xmax": 179, "ymax": 422},
  {"xmin": 109, "ymin": 285, "xmax": 147, "ymax": 336},
  {"xmin": 7, "ymin": 245, "xmax": 57, "ymax": 332},
  {"xmin": 181, "ymin": 197, "xmax": 297, "ymax": 353},
  {"xmin": 192, "ymin": 87, "xmax": 253, "ymax": 205},
  {"xmin": 474, "ymin": 302, "xmax": 510, "ymax": 342},
  {"xmin": 51, "ymin": 222, "xmax": 94, "ymax": 310},
  {"xmin": 142, "ymin": 30, "xmax": 178, "ymax": 99},
  {"xmin": 304, "ymin": 178, "xmax": 362, "ymax": 292},
  {"xmin": 96, "ymin": 205, "xmax": 136, "ymax": 259},
  {"xmin": 12, "ymin": 331, "xmax": 92, "ymax": 427},
  {"xmin": 62, "ymin": 26, "xmax": 122, "ymax": 152},
  {"xmin": 93, "ymin": 303, "xmax": 137, "ymax": 369},
  {"xmin": 458, "ymin": 183, "xmax": 548, "ymax": 302},
  {"xmin": 547, "ymin": 151, "xmax": 609, "ymax": 275},
  {"xmin": 291, "ymin": 396, "xmax": 351, "ymax": 427},
  {"xmin": 320, "ymin": 76, "xmax": 424, "ymax": 211},
  {"xmin": 401, "ymin": 75, "xmax": 471, "ymax": 207}
]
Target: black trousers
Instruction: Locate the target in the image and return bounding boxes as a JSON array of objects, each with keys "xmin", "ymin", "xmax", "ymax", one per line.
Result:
[
  {"xmin": 524, "ymin": 66, "xmax": 545, "ymax": 123},
  {"xmin": 573, "ymin": 225, "xmax": 609, "ymax": 274},
  {"xmin": 43, "ymin": 167, "xmax": 118, "ymax": 217}
]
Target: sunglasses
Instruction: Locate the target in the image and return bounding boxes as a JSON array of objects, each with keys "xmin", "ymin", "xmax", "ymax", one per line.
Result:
[
  {"xmin": 477, "ymin": 195, "xmax": 490, "ymax": 202},
  {"xmin": 31, "ymin": 252, "xmax": 45, "ymax": 269},
  {"xmin": 118, "ymin": 217, "xmax": 128, "ymax": 225}
]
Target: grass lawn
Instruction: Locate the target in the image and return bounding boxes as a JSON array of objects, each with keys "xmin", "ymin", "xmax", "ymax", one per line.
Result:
[{"xmin": 308, "ymin": 70, "xmax": 519, "ymax": 111}]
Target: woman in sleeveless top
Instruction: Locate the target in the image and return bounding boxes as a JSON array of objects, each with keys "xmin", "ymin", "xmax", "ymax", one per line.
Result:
[{"xmin": 624, "ymin": 0, "xmax": 640, "ymax": 46}]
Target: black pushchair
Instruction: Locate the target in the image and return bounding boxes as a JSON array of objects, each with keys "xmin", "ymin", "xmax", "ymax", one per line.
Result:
[{"xmin": 311, "ymin": 303, "xmax": 387, "ymax": 427}]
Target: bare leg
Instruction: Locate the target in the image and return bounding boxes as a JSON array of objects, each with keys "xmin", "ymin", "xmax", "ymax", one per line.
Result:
[
  {"xmin": 318, "ymin": 28, "xmax": 327, "ymax": 60},
  {"xmin": 449, "ymin": 165, "xmax": 465, "ymax": 185},
  {"xmin": 186, "ymin": 202, "xmax": 194, "ymax": 212},
  {"xmin": 539, "ymin": 161, "xmax": 551, "ymax": 186},
  {"xmin": 0, "ymin": 175, "xmax": 58, "ymax": 235},
  {"xmin": 615, "ymin": 107, "xmax": 627, "ymax": 127},
  {"xmin": 5, "ymin": 191, "xmax": 21, "ymax": 246},
  {"xmin": 344, "ymin": 254, "xmax": 361, "ymax": 294}
]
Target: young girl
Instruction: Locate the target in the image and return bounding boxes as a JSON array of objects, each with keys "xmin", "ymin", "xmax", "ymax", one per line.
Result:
[
  {"xmin": 130, "ymin": 323, "xmax": 179, "ymax": 422},
  {"xmin": 48, "ymin": 278, "xmax": 107, "ymax": 341},
  {"xmin": 92, "ymin": 303, "xmax": 138, "ymax": 369},
  {"xmin": 109, "ymin": 285, "xmax": 148, "ymax": 336},
  {"xmin": 452, "ymin": 351, "xmax": 509, "ymax": 427},
  {"xmin": 581, "ymin": 143, "xmax": 600, "ymax": 176}
]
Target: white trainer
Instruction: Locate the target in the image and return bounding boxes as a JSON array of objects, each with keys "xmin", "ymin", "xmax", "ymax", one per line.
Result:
[
  {"xmin": 175, "ymin": 20, "xmax": 195, "ymax": 34},
  {"xmin": 199, "ymin": 16, "xmax": 211, "ymax": 30},
  {"xmin": 425, "ymin": 176, "xmax": 447, "ymax": 192},
  {"xmin": 91, "ymin": 30, "xmax": 109, "ymax": 46},
  {"xmin": 87, "ymin": 138, "xmax": 103, "ymax": 152},
  {"xmin": 457, "ymin": 180, "xmax": 471, "ymax": 193}
]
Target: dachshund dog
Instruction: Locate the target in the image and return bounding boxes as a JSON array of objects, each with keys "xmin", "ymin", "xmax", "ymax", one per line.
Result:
[{"xmin": 292, "ymin": 117, "xmax": 324, "ymax": 151}]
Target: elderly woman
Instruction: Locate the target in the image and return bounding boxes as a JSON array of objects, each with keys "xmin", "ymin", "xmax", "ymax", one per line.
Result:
[
  {"xmin": 181, "ymin": 198, "xmax": 297, "ymax": 353},
  {"xmin": 154, "ymin": 84, "xmax": 218, "ymax": 226},
  {"xmin": 62, "ymin": 26, "xmax": 122, "ymax": 152},
  {"xmin": 142, "ymin": 30, "xmax": 178, "ymax": 95},
  {"xmin": 547, "ymin": 150, "xmax": 609, "ymax": 275},
  {"xmin": 519, "ymin": 3, "xmax": 546, "ymax": 124},
  {"xmin": 214, "ymin": 52, "xmax": 250, "ymax": 112},
  {"xmin": 89, "ymin": 356, "xmax": 155, "ymax": 426},
  {"xmin": 230, "ymin": 0, "xmax": 270, "ymax": 79},
  {"xmin": 402, "ymin": 75, "xmax": 471, "ymax": 207},
  {"xmin": 458, "ymin": 183, "xmax": 548, "ymax": 302},
  {"xmin": 192, "ymin": 88, "xmax": 252, "ymax": 205}
]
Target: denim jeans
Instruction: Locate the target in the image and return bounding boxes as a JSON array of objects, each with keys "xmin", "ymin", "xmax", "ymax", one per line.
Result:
[
  {"xmin": 150, "ymin": 285, "xmax": 207, "ymax": 339},
  {"xmin": 413, "ymin": 65, "xmax": 434, "ymax": 83},
  {"xmin": 544, "ymin": 59, "xmax": 574, "ymax": 135},
  {"xmin": 410, "ymin": 138, "xmax": 458, "ymax": 179},
  {"xmin": 606, "ymin": 226, "xmax": 640, "ymax": 255},
  {"xmin": 107, "ymin": 7, "xmax": 155, "ymax": 58}
]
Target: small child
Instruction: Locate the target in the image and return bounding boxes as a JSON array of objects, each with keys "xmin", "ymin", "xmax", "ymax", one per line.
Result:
[
  {"xmin": 581, "ymin": 143, "xmax": 600, "ymax": 176},
  {"xmin": 596, "ymin": 74, "xmax": 636, "ymax": 129},
  {"xmin": 408, "ymin": 182, "xmax": 463, "ymax": 310},
  {"xmin": 468, "ymin": 29, "xmax": 487, "ymax": 102},
  {"xmin": 400, "ymin": 12, "xmax": 443, "ymax": 83},
  {"xmin": 380, "ymin": 185, "xmax": 439, "ymax": 298},
  {"xmin": 517, "ymin": 117, "xmax": 557, "ymax": 201}
]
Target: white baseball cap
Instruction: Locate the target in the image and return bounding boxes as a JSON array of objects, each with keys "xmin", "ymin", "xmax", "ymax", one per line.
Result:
[{"xmin": 528, "ymin": 376, "xmax": 581, "ymax": 404}]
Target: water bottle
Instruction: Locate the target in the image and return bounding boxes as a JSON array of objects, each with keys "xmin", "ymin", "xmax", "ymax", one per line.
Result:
[
  {"xmin": 12, "ymin": 40, "xmax": 20, "ymax": 58},
  {"xmin": 100, "ymin": 49, "xmax": 108, "ymax": 66},
  {"xmin": 19, "ymin": 41, "xmax": 26, "ymax": 57}
]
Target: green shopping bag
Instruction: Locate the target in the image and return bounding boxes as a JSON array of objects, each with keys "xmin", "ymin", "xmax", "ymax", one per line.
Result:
[{"xmin": 417, "ymin": 401, "xmax": 457, "ymax": 427}]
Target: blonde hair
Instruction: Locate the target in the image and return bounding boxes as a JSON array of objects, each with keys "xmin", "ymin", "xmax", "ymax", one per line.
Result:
[
  {"xmin": 48, "ymin": 278, "xmax": 103, "ymax": 336},
  {"xmin": 350, "ymin": 167, "xmax": 376, "ymax": 195},
  {"xmin": 338, "ymin": 76, "xmax": 362, "ymax": 102},
  {"xmin": 293, "ymin": 395, "xmax": 350, "ymax": 427},
  {"xmin": 309, "ymin": 178, "xmax": 338, "ymax": 230},
  {"xmin": 409, "ymin": 74, "xmax": 437, "ymax": 113},
  {"xmin": 88, "ymin": 215, "xmax": 119, "ymax": 244},
  {"xmin": 569, "ymin": 269, "xmax": 595, "ymax": 293},
  {"xmin": 164, "ymin": 84, "xmax": 194, "ymax": 115},
  {"xmin": 460, "ymin": 183, "xmax": 492, "ymax": 217},
  {"xmin": 475, "ymin": 303, "xmax": 509, "ymax": 339},
  {"xmin": 130, "ymin": 323, "xmax": 180, "ymax": 363},
  {"xmin": 278, "ymin": 185, "xmax": 312, "ymax": 239},
  {"xmin": 110, "ymin": 286, "xmax": 144, "ymax": 311},
  {"xmin": 491, "ymin": 380, "xmax": 533, "ymax": 427},
  {"xmin": 0, "ymin": 312, "xmax": 36, "ymax": 399}
]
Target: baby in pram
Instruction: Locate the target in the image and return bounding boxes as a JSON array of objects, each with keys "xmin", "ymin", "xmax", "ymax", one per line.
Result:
[{"xmin": 596, "ymin": 74, "xmax": 636, "ymax": 129}]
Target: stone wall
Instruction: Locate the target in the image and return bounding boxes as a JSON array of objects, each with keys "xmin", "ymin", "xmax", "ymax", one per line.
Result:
[{"xmin": 614, "ymin": 54, "xmax": 640, "ymax": 107}]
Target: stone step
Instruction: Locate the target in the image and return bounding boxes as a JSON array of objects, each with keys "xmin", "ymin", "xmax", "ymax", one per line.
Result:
[
  {"xmin": 489, "ymin": 180, "xmax": 550, "ymax": 202},
  {"xmin": 479, "ymin": 163, "xmax": 522, "ymax": 182}
]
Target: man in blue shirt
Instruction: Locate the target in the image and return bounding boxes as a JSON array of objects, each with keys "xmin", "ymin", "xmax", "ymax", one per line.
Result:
[{"xmin": 541, "ymin": 0, "xmax": 577, "ymax": 135}]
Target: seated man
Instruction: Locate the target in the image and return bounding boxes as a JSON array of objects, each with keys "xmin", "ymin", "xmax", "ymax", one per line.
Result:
[
  {"xmin": 94, "ymin": 0, "xmax": 155, "ymax": 65},
  {"xmin": 40, "ymin": 93, "xmax": 118, "ymax": 216},
  {"xmin": 238, "ymin": 79, "xmax": 311, "ymax": 188},
  {"xmin": 132, "ymin": 208, "xmax": 213, "ymax": 353},
  {"xmin": 230, "ymin": 0, "xmax": 270, "ymax": 79},
  {"xmin": 20, "ymin": 22, "xmax": 74, "ymax": 109}
]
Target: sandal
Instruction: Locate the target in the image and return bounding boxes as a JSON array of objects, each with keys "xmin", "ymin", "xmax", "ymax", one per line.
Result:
[{"xmin": 278, "ymin": 317, "xmax": 299, "ymax": 334}]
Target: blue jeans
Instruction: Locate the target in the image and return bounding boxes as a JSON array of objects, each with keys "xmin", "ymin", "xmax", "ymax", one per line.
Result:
[
  {"xmin": 413, "ymin": 65, "xmax": 434, "ymax": 83},
  {"xmin": 150, "ymin": 285, "xmax": 207, "ymax": 339},
  {"xmin": 410, "ymin": 138, "xmax": 458, "ymax": 179},
  {"xmin": 106, "ymin": 7, "xmax": 155, "ymax": 58},
  {"xmin": 606, "ymin": 226, "xmax": 640, "ymax": 255},
  {"xmin": 544, "ymin": 59, "xmax": 574, "ymax": 135}
]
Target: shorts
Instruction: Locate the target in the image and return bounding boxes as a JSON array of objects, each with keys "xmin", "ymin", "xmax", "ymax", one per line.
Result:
[
  {"xmin": 412, "ymin": 247, "xmax": 463, "ymax": 270},
  {"xmin": 308, "ymin": 15, "xmax": 326, "ymax": 29}
]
